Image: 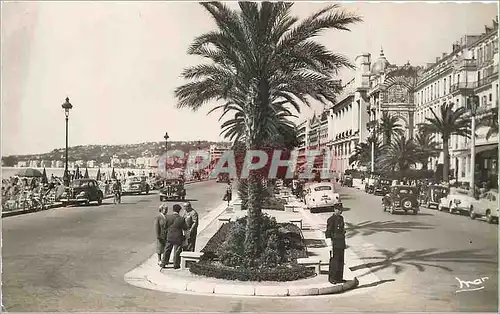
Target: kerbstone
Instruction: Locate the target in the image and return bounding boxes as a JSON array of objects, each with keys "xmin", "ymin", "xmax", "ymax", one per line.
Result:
[
  {"xmin": 214, "ymin": 284, "xmax": 255, "ymax": 296},
  {"xmin": 287, "ymin": 286, "xmax": 319, "ymax": 296},
  {"xmin": 254, "ymin": 285, "xmax": 289, "ymax": 297},
  {"xmin": 186, "ymin": 281, "xmax": 215, "ymax": 294}
]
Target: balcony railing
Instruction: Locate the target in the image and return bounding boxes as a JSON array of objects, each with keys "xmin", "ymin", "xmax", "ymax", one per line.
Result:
[
  {"xmin": 450, "ymin": 82, "xmax": 475, "ymax": 93},
  {"xmin": 475, "ymin": 72, "xmax": 499, "ymax": 89}
]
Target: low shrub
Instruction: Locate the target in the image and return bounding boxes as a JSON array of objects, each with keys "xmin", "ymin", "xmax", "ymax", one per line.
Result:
[
  {"xmin": 190, "ymin": 261, "xmax": 315, "ymax": 282},
  {"xmin": 262, "ymin": 197, "xmax": 286, "ymax": 211},
  {"xmin": 201, "ymin": 222, "xmax": 235, "ymax": 258}
]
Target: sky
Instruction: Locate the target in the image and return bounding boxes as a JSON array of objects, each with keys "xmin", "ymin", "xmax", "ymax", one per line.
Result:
[{"xmin": 1, "ymin": 1, "xmax": 497, "ymax": 156}]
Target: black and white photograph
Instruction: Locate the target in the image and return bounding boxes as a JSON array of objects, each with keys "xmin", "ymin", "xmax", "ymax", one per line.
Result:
[{"xmin": 1, "ymin": 1, "xmax": 498, "ymax": 312}]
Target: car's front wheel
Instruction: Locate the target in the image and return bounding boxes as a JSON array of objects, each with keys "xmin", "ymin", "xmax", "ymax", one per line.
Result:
[
  {"xmin": 469, "ymin": 206, "xmax": 476, "ymax": 219},
  {"xmin": 486, "ymin": 210, "xmax": 494, "ymax": 224}
]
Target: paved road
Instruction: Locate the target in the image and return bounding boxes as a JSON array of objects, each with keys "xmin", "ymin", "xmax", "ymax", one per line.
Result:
[{"xmin": 3, "ymin": 181, "xmax": 497, "ymax": 312}]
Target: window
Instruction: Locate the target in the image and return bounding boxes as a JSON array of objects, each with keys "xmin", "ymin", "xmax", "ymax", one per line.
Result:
[
  {"xmin": 457, "ymin": 74, "xmax": 460, "ymax": 83},
  {"xmin": 443, "ymin": 78, "xmax": 446, "ymax": 95},
  {"xmin": 482, "ymin": 95, "xmax": 487, "ymax": 105},
  {"xmin": 489, "ymin": 94, "xmax": 492, "ymax": 102}
]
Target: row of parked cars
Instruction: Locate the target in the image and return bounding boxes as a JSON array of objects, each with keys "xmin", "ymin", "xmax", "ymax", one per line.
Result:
[{"xmin": 362, "ymin": 178, "xmax": 498, "ymax": 223}]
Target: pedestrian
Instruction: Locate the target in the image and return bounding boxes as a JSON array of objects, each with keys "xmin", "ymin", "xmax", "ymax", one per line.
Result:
[
  {"xmin": 182, "ymin": 201, "xmax": 199, "ymax": 252},
  {"xmin": 155, "ymin": 203, "xmax": 168, "ymax": 265},
  {"xmin": 223, "ymin": 182, "xmax": 232, "ymax": 206},
  {"xmin": 325, "ymin": 206, "xmax": 346, "ymax": 284},
  {"xmin": 159, "ymin": 204, "xmax": 188, "ymax": 270}
]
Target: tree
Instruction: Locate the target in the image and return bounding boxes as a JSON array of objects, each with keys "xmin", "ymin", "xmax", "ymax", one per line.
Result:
[
  {"xmin": 349, "ymin": 131, "xmax": 383, "ymax": 169},
  {"xmin": 377, "ymin": 135, "xmax": 419, "ymax": 178},
  {"xmin": 379, "ymin": 112, "xmax": 404, "ymax": 145},
  {"xmin": 2, "ymin": 156, "xmax": 17, "ymax": 167},
  {"xmin": 174, "ymin": 2, "xmax": 361, "ymax": 263},
  {"xmin": 414, "ymin": 125, "xmax": 440, "ymax": 170},
  {"xmin": 420, "ymin": 102, "xmax": 470, "ymax": 183},
  {"xmin": 477, "ymin": 108, "xmax": 498, "ymax": 140}
]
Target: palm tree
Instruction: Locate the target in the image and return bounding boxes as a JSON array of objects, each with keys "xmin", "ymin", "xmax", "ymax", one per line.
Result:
[
  {"xmin": 349, "ymin": 132, "xmax": 383, "ymax": 169},
  {"xmin": 379, "ymin": 112, "xmax": 404, "ymax": 145},
  {"xmin": 420, "ymin": 102, "xmax": 470, "ymax": 183},
  {"xmin": 414, "ymin": 125, "xmax": 440, "ymax": 170},
  {"xmin": 377, "ymin": 135, "xmax": 419, "ymax": 177},
  {"xmin": 477, "ymin": 108, "xmax": 498, "ymax": 140},
  {"xmin": 175, "ymin": 2, "xmax": 361, "ymax": 261}
]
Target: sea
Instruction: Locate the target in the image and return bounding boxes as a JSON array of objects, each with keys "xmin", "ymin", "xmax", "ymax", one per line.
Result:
[{"xmin": 1, "ymin": 167, "xmax": 158, "ymax": 179}]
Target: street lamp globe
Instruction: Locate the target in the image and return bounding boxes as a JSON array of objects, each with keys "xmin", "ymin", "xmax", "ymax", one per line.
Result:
[{"xmin": 62, "ymin": 97, "xmax": 73, "ymax": 117}]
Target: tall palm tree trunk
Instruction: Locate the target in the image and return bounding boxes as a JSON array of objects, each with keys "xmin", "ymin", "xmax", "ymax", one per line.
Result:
[{"xmin": 442, "ymin": 138, "xmax": 449, "ymax": 183}]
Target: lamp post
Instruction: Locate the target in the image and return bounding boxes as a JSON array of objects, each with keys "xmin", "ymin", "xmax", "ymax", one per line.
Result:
[
  {"xmin": 164, "ymin": 132, "xmax": 169, "ymax": 152},
  {"xmin": 466, "ymin": 95, "xmax": 479, "ymax": 193},
  {"xmin": 62, "ymin": 97, "xmax": 73, "ymax": 186}
]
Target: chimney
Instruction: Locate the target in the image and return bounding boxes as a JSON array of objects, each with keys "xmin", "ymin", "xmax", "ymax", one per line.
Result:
[{"xmin": 436, "ymin": 57, "xmax": 440, "ymax": 63}]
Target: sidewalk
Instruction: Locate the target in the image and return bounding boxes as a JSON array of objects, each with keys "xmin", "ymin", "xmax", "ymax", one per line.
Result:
[
  {"xmin": 1, "ymin": 178, "xmax": 214, "ymax": 218},
  {"xmin": 124, "ymin": 194, "xmax": 362, "ymax": 297}
]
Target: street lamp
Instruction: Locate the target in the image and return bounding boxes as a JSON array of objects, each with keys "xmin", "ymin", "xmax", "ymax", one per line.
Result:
[
  {"xmin": 62, "ymin": 97, "xmax": 73, "ymax": 186},
  {"xmin": 466, "ymin": 95, "xmax": 479, "ymax": 193},
  {"xmin": 164, "ymin": 132, "xmax": 170, "ymax": 152}
]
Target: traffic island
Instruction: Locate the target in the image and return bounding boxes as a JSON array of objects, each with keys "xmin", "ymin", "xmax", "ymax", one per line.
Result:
[{"xmin": 125, "ymin": 201, "xmax": 360, "ymax": 297}]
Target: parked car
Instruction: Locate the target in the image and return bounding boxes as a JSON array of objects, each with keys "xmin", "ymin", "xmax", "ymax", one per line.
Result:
[
  {"xmin": 382, "ymin": 185, "xmax": 420, "ymax": 215},
  {"xmin": 374, "ymin": 178, "xmax": 392, "ymax": 196},
  {"xmin": 470, "ymin": 189, "xmax": 499, "ymax": 223},
  {"xmin": 420, "ymin": 185, "xmax": 449, "ymax": 209},
  {"xmin": 61, "ymin": 179, "xmax": 103, "ymax": 206},
  {"xmin": 159, "ymin": 179, "xmax": 186, "ymax": 201},
  {"xmin": 122, "ymin": 176, "xmax": 149, "ymax": 195},
  {"xmin": 304, "ymin": 182, "xmax": 342, "ymax": 213},
  {"xmin": 438, "ymin": 187, "xmax": 476, "ymax": 215}
]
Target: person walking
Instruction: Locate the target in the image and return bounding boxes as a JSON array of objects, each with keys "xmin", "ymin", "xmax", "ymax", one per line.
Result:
[
  {"xmin": 155, "ymin": 203, "xmax": 168, "ymax": 265},
  {"xmin": 183, "ymin": 201, "xmax": 199, "ymax": 252},
  {"xmin": 159, "ymin": 204, "xmax": 188, "ymax": 270},
  {"xmin": 223, "ymin": 182, "xmax": 232, "ymax": 206},
  {"xmin": 325, "ymin": 206, "xmax": 346, "ymax": 284}
]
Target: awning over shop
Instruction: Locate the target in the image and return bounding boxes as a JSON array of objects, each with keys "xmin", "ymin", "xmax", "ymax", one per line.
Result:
[{"xmin": 454, "ymin": 144, "xmax": 498, "ymax": 158}]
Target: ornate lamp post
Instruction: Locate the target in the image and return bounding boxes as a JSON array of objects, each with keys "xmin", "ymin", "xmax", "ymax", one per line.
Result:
[
  {"xmin": 62, "ymin": 97, "xmax": 73, "ymax": 186},
  {"xmin": 466, "ymin": 95, "xmax": 479, "ymax": 193},
  {"xmin": 164, "ymin": 132, "xmax": 170, "ymax": 152}
]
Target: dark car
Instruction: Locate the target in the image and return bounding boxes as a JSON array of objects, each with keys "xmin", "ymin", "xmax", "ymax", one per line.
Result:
[
  {"xmin": 61, "ymin": 179, "xmax": 103, "ymax": 206},
  {"xmin": 374, "ymin": 178, "xmax": 392, "ymax": 196},
  {"xmin": 159, "ymin": 179, "xmax": 186, "ymax": 201},
  {"xmin": 343, "ymin": 175, "xmax": 353, "ymax": 187},
  {"xmin": 382, "ymin": 185, "xmax": 420, "ymax": 215},
  {"xmin": 421, "ymin": 185, "xmax": 449, "ymax": 209}
]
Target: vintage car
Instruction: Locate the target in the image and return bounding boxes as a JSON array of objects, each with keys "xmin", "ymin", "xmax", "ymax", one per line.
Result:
[
  {"xmin": 216, "ymin": 173, "xmax": 230, "ymax": 183},
  {"xmin": 365, "ymin": 177, "xmax": 376, "ymax": 194},
  {"xmin": 342, "ymin": 174, "xmax": 353, "ymax": 187},
  {"xmin": 420, "ymin": 185, "xmax": 449, "ymax": 209},
  {"xmin": 304, "ymin": 182, "xmax": 342, "ymax": 213},
  {"xmin": 374, "ymin": 178, "xmax": 392, "ymax": 196},
  {"xmin": 159, "ymin": 179, "xmax": 186, "ymax": 201},
  {"xmin": 470, "ymin": 189, "xmax": 499, "ymax": 223},
  {"xmin": 382, "ymin": 185, "xmax": 420, "ymax": 215},
  {"xmin": 61, "ymin": 179, "xmax": 103, "ymax": 206},
  {"xmin": 122, "ymin": 176, "xmax": 150, "ymax": 195},
  {"xmin": 437, "ymin": 187, "xmax": 476, "ymax": 215}
]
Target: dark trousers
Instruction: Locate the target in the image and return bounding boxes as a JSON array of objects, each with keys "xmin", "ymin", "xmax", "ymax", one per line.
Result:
[
  {"xmin": 185, "ymin": 236, "xmax": 197, "ymax": 252},
  {"xmin": 332, "ymin": 247, "xmax": 345, "ymax": 282},
  {"xmin": 160, "ymin": 241, "xmax": 183, "ymax": 268}
]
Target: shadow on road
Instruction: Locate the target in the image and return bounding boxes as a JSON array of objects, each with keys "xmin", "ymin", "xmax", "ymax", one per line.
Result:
[
  {"xmin": 304, "ymin": 239, "xmax": 328, "ymax": 248},
  {"xmin": 356, "ymin": 279, "xmax": 396, "ymax": 289},
  {"xmin": 349, "ymin": 248, "xmax": 496, "ymax": 276},
  {"xmin": 161, "ymin": 198, "xmax": 199, "ymax": 202},
  {"xmin": 345, "ymin": 220, "xmax": 434, "ymax": 238}
]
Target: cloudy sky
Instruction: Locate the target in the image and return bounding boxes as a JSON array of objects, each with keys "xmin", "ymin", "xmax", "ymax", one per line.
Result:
[{"xmin": 1, "ymin": 1, "xmax": 497, "ymax": 155}]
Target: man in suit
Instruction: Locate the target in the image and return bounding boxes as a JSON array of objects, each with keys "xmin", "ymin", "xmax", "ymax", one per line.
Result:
[
  {"xmin": 183, "ymin": 202, "xmax": 199, "ymax": 252},
  {"xmin": 325, "ymin": 206, "xmax": 346, "ymax": 283},
  {"xmin": 155, "ymin": 203, "xmax": 168, "ymax": 265},
  {"xmin": 160, "ymin": 204, "xmax": 188, "ymax": 270}
]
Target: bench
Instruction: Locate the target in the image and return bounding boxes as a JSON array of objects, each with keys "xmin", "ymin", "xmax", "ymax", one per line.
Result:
[
  {"xmin": 284, "ymin": 204, "xmax": 298, "ymax": 213},
  {"xmin": 289, "ymin": 219, "xmax": 303, "ymax": 230},
  {"xmin": 180, "ymin": 251, "xmax": 204, "ymax": 270},
  {"xmin": 297, "ymin": 257, "xmax": 321, "ymax": 275},
  {"xmin": 218, "ymin": 217, "xmax": 231, "ymax": 223}
]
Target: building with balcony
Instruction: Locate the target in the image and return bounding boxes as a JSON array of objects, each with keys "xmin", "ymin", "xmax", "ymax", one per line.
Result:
[
  {"xmin": 415, "ymin": 18, "xmax": 498, "ymax": 187},
  {"xmin": 209, "ymin": 144, "xmax": 231, "ymax": 168}
]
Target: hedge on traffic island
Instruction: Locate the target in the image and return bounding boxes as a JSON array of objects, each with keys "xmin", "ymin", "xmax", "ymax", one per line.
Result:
[{"xmin": 191, "ymin": 214, "xmax": 313, "ymax": 282}]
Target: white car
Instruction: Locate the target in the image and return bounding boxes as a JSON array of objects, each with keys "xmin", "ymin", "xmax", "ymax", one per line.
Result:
[
  {"xmin": 438, "ymin": 187, "xmax": 476, "ymax": 215},
  {"xmin": 122, "ymin": 176, "xmax": 149, "ymax": 195},
  {"xmin": 304, "ymin": 182, "xmax": 342, "ymax": 213},
  {"xmin": 470, "ymin": 190, "xmax": 499, "ymax": 224}
]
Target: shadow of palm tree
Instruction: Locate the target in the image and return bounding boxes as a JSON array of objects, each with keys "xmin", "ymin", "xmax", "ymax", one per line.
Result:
[
  {"xmin": 350, "ymin": 247, "xmax": 496, "ymax": 276},
  {"xmin": 345, "ymin": 220, "xmax": 434, "ymax": 238},
  {"xmin": 356, "ymin": 279, "xmax": 396, "ymax": 289},
  {"xmin": 304, "ymin": 239, "xmax": 327, "ymax": 248}
]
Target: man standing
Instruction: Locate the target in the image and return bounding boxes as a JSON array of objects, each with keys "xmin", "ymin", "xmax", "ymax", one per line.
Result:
[
  {"xmin": 325, "ymin": 207, "xmax": 346, "ymax": 284},
  {"xmin": 155, "ymin": 203, "xmax": 168, "ymax": 265},
  {"xmin": 183, "ymin": 202, "xmax": 199, "ymax": 252},
  {"xmin": 160, "ymin": 204, "xmax": 188, "ymax": 270}
]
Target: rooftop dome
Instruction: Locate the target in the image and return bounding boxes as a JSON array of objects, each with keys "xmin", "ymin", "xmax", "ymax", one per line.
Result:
[{"xmin": 371, "ymin": 47, "xmax": 390, "ymax": 74}]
